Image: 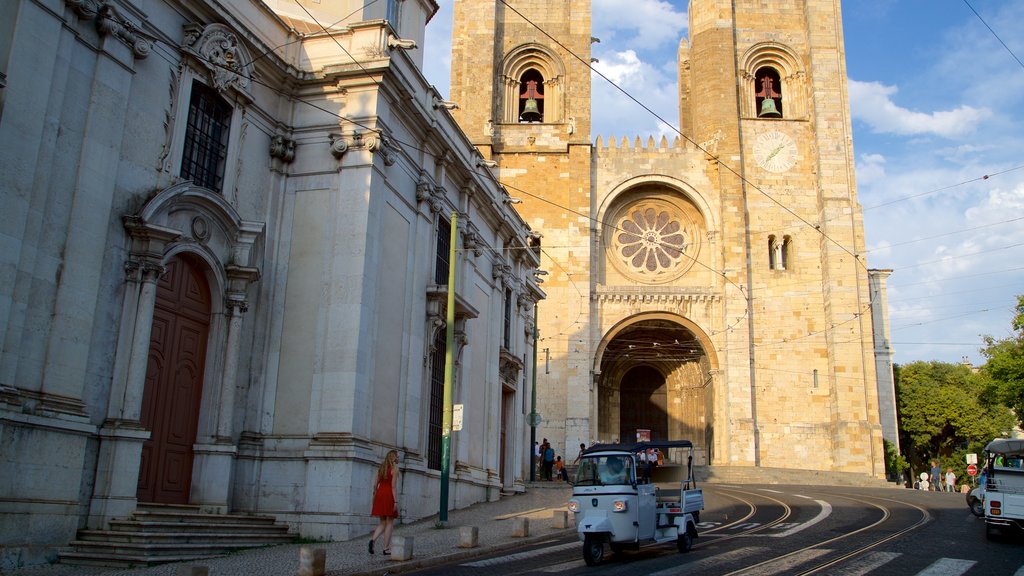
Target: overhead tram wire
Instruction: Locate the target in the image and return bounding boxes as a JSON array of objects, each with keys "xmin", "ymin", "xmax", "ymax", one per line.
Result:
[
  {"xmin": 862, "ymin": 164, "xmax": 1024, "ymax": 211},
  {"xmin": 962, "ymin": 0, "xmax": 1024, "ymax": 72}
]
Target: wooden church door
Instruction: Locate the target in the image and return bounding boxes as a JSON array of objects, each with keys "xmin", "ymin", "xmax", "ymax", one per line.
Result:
[{"xmin": 137, "ymin": 255, "xmax": 211, "ymax": 504}]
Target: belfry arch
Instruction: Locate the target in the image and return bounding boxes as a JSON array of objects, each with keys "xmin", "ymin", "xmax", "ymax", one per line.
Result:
[{"xmin": 594, "ymin": 313, "xmax": 718, "ymax": 465}]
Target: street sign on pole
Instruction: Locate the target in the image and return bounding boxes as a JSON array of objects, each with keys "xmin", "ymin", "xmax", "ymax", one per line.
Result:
[
  {"xmin": 967, "ymin": 453, "xmax": 978, "ymax": 465},
  {"xmin": 968, "ymin": 463, "xmax": 978, "ymax": 476}
]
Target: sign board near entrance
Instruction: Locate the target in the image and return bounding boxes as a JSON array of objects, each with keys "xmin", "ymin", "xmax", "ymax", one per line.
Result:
[{"xmin": 968, "ymin": 463, "xmax": 978, "ymax": 476}]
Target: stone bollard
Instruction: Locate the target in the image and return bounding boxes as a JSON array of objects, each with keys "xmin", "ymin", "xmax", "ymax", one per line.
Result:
[
  {"xmin": 391, "ymin": 535, "xmax": 414, "ymax": 561},
  {"xmin": 298, "ymin": 546, "xmax": 326, "ymax": 576},
  {"xmin": 175, "ymin": 567, "xmax": 209, "ymax": 576},
  {"xmin": 512, "ymin": 517, "xmax": 529, "ymax": 537},
  {"xmin": 458, "ymin": 525, "xmax": 479, "ymax": 548},
  {"xmin": 552, "ymin": 509, "xmax": 569, "ymax": 529}
]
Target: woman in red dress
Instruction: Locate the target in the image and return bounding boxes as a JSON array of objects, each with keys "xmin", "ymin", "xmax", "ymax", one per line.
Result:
[{"xmin": 369, "ymin": 450, "xmax": 400, "ymax": 555}]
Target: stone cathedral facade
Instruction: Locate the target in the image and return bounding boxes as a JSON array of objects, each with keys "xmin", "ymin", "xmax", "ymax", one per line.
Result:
[
  {"xmin": 0, "ymin": 0, "xmax": 547, "ymax": 567},
  {"xmin": 449, "ymin": 0, "xmax": 893, "ymax": 476}
]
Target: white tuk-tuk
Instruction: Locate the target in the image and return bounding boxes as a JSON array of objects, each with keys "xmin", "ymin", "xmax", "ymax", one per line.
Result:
[
  {"xmin": 568, "ymin": 440, "xmax": 704, "ymax": 566},
  {"xmin": 982, "ymin": 438, "xmax": 1024, "ymax": 539}
]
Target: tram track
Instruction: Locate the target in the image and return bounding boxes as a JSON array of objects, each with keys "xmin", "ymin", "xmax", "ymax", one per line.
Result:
[{"xmin": 712, "ymin": 490, "xmax": 931, "ymax": 576}]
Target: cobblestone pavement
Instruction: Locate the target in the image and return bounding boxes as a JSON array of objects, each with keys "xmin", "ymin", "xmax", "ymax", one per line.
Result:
[{"xmin": 3, "ymin": 483, "xmax": 575, "ymax": 576}]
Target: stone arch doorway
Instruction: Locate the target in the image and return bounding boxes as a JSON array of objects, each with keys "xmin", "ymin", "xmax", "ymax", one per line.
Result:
[
  {"xmin": 137, "ymin": 254, "xmax": 212, "ymax": 504},
  {"xmin": 595, "ymin": 315, "xmax": 717, "ymax": 464}
]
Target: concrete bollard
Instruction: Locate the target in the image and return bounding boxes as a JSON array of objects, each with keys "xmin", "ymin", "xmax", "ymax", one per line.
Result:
[
  {"xmin": 391, "ymin": 535, "xmax": 414, "ymax": 560},
  {"xmin": 298, "ymin": 546, "xmax": 326, "ymax": 576},
  {"xmin": 458, "ymin": 525, "xmax": 479, "ymax": 548},
  {"xmin": 512, "ymin": 516, "xmax": 529, "ymax": 537},
  {"xmin": 175, "ymin": 567, "xmax": 209, "ymax": 576},
  {"xmin": 552, "ymin": 509, "xmax": 569, "ymax": 529}
]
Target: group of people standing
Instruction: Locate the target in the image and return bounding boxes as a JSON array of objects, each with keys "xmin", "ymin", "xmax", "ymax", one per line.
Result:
[
  {"xmin": 914, "ymin": 460, "xmax": 959, "ymax": 492},
  {"xmin": 535, "ymin": 438, "xmax": 573, "ymax": 482}
]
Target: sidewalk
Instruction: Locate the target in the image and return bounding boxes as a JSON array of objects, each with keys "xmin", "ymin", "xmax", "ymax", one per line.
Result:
[{"xmin": 3, "ymin": 483, "xmax": 575, "ymax": 576}]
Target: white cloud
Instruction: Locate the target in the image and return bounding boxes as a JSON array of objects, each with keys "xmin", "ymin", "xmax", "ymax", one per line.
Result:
[
  {"xmin": 848, "ymin": 79, "xmax": 991, "ymax": 138},
  {"xmin": 591, "ymin": 49, "xmax": 679, "ymax": 140},
  {"xmin": 592, "ymin": 0, "xmax": 687, "ymax": 51}
]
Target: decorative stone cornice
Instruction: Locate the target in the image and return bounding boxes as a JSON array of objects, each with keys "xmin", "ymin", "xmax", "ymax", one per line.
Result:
[
  {"xmin": 269, "ymin": 135, "xmax": 295, "ymax": 163},
  {"xmin": 593, "ymin": 287, "xmax": 721, "ymax": 305},
  {"xmin": 65, "ymin": 0, "xmax": 151, "ymax": 59},
  {"xmin": 328, "ymin": 133, "xmax": 349, "ymax": 159},
  {"xmin": 182, "ymin": 23, "xmax": 253, "ymax": 97},
  {"xmin": 364, "ymin": 133, "xmax": 398, "ymax": 166}
]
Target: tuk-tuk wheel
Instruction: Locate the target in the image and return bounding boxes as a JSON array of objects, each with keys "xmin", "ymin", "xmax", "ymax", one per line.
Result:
[
  {"xmin": 677, "ymin": 528, "xmax": 693, "ymax": 553},
  {"xmin": 583, "ymin": 535, "xmax": 604, "ymax": 566}
]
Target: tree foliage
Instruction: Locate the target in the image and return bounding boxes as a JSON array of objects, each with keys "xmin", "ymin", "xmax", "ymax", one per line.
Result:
[
  {"xmin": 895, "ymin": 360, "xmax": 1014, "ymax": 480},
  {"xmin": 981, "ymin": 295, "xmax": 1024, "ymax": 428}
]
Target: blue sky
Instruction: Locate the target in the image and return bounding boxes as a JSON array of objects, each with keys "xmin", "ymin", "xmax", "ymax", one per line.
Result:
[{"xmin": 422, "ymin": 0, "xmax": 1024, "ymax": 367}]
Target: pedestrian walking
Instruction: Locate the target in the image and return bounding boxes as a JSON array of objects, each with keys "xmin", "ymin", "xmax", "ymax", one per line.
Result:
[{"xmin": 369, "ymin": 450, "xmax": 400, "ymax": 555}]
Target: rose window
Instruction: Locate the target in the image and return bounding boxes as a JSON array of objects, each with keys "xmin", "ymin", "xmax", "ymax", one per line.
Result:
[{"xmin": 616, "ymin": 206, "xmax": 689, "ymax": 275}]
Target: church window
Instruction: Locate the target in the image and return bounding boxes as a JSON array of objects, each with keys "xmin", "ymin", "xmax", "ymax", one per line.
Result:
[
  {"xmin": 426, "ymin": 328, "xmax": 446, "ymax": 470},
  {"xmin": 180, "ymin": 80, "xmax": 232, "ymax": 192},
  {"xmin": 518, "ymin": 69, "xmax": 544, "ymax": 123},
  {"xmin": 741, "ymin": 43, "xmax": 804, "ymax": 119},
  {"xmin": 755, "ymin": 67, "xmax": 783, "ymax": 118},
  {"xmin": 768, "ymin": 234, "xmax": 791, "ymax": 270},
  {"xmin": 503, "ymin": 287, "xmax": 512, "ymax": 350},
  {"xmin": 435, "ymin": 216, "xmax": 451, "ymax": 284},
  {"xmin": 617, "ymin": 206, "xmax": 688, "ymax": 273},
  {"xmin": 502, "ymin": 44, "xmax": 564, "ymax": 123}
]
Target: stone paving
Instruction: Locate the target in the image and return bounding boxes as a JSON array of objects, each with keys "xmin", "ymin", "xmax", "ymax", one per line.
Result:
[{"xmin": 2, "ymin": 483, "xmax": 575, "ymax": 576}]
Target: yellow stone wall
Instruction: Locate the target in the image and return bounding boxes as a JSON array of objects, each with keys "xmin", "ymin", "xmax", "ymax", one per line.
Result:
[{"xmin": 450, "ymin": 0, "xmax": 884, "ymax": 477}]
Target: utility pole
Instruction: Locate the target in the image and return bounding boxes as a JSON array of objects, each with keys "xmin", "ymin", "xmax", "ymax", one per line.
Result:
[
  {"xmin": 530, "ymin": 305, "xmax": 538, "ymax": 482},
  {"xmin": 439, "ymin": 211, "xmax": 457, "ymax": 525}
]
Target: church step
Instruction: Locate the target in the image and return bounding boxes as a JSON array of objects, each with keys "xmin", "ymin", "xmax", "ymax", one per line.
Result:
[
  {"xmin": 58, "ymin": 506, "xmax": 293, "ymax": 568},
  {"xmin": 108, "ymin": 519, "xmax": 290, "ymax": 534},
  {"xmin": 74, "ymin": 528, "xmax": 293, "ymax": 544}
]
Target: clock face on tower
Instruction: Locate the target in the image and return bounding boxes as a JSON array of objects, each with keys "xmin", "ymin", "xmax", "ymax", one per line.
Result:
[{"xmin": 753, "ymin": 130, "xmax": 797, "ymax": 173}]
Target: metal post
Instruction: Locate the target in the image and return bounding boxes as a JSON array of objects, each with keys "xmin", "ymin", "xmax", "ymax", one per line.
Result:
[
  {"xmin": 439, "ymin": 211, "xmax": 458, "ymax": 525},
  {"xmin": 530, "ymin": 305, "xmax": 538, "ymax": 482}
]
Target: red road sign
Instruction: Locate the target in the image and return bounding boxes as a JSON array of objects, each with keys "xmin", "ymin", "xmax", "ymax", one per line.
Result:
[{"xmin": 968, "ymin": 463, "xmax": 978, "ymax": 476}]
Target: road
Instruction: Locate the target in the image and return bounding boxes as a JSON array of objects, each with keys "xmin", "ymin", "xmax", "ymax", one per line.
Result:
[{"xmin": 406, "ymin": 484, "xmax": 1024, "ymax": 576}]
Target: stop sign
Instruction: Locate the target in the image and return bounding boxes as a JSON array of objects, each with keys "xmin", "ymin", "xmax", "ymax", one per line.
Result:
[{"xmin": 968, "ymin": 464, "xmax": 978, "ymax": 476}]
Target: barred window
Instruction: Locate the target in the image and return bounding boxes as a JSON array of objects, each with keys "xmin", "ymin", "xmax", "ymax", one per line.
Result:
[
  {"xmin": 180, "ymin": 81, "xmax": 232, "ymax": 192},
  {"xmin": 503, "ymin": 287, "xmax": 512, "ymax": 350},
  {"xmin": 427, "ymin": 328, "xmax": 446, "ymax": 470},
  {"xmin": 435, "ymin": 217, "xmax": 451, "ymax": 285}
]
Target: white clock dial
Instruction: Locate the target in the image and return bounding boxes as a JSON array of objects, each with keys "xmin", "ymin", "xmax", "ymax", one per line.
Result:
[{"xmin": 754, "ymin": 130, "xmax": 797, "ymax": 173}]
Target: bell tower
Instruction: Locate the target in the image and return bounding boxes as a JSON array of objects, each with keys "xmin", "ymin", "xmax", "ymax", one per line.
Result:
[
  {"xmin": 682, "ymin": 0, "xmax": 884, "ymax": 473},
  {"xmin": 449, "ymin": 0, "xmax": 596, "ymax": 452}
]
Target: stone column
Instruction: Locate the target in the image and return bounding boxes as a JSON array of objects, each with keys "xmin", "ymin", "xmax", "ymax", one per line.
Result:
[
  {"xmin": 192, "ymin": 263, "xmax": 258, "ymax": 513},
  {"xmin": 89, "ymin": 257, "xmax": 166, "ymax": 529}
]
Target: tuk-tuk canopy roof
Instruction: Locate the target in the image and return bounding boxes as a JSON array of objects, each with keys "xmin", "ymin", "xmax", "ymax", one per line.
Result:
[
  {"xmin": 985, "ymin": 438, "xmax": 1024, "ymax": 456},
  {"xmin": 581, "ymin": 440, "xmax": 694, "ymax": 456}
]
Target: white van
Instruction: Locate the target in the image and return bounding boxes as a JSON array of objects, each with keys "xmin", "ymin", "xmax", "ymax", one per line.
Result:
[{"xmin": 982, "ymin": 438, "xmax": 1024, "ymax": 539}]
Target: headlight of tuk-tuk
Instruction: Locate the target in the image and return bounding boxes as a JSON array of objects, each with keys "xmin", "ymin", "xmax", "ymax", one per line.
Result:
[
  {"xmin": 612, "ymin": 500, "xmax": 628, "ymax": 512},
  {"xmin": 568, "ymin": 499, "xmax": 580, "ymax": 513}
]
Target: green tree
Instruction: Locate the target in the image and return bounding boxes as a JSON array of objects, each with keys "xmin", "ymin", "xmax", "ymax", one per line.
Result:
[
  {"xmin": 981, "ymin": 295, "xmax": 1024, "ymax": 428},
  {"xmin": 895, "ymin": 360, "xmax": 1014, "ymax": 481}
]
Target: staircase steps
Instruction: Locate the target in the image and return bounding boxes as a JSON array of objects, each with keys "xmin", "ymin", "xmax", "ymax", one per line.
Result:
[{"xmin": 58, "ymin": 503, "xmax": 293, "ymax": 568}]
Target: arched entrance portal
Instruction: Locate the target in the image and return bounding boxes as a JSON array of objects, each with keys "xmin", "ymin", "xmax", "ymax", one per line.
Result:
[
  {"xmin": 597, "ymin": 317, "xmax": 715, "ymax": 464},
  {"xmin": 137, "ymin": 255, "xmax": 211, "ymax": 504}
]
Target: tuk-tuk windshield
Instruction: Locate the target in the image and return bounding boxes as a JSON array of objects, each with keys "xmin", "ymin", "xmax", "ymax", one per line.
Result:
[{"xmin": 575, "ymin": 455, "xmax": 634, "ymax": 486}]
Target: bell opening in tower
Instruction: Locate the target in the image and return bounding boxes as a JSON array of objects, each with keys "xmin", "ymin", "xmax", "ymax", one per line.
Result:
[
  {"xmin": 518, "ymin": 69, "xmax": 545, "ymax": 123},
  {"xmin": 755, "ymin": 67, "xmax": 783, "ymax": 118}
]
